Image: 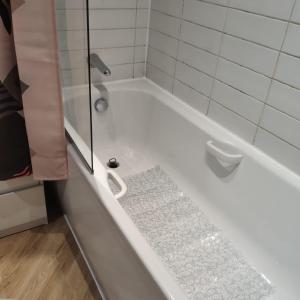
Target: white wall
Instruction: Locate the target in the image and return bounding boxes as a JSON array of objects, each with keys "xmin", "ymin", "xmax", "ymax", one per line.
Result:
[
  {"xmin": 56, "ymin": 0, "xmax": 300, "ymax": 176},
  {"xmin": 146, "ymin": 0, "xmax": 300, "ymax": 176},
  {"xmin": 55, "ymin": 0, "xmax": 150, "ymax": 86}
]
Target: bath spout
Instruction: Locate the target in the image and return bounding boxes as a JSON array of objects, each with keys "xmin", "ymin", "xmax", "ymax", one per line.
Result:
[{"xmin": 89, "ymin": 53, "xmax": 111, "ymax": 76}]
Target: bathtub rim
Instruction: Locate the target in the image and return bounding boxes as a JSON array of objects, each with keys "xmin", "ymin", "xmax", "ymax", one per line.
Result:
[
  {"xmin": 67, "ymin": 144, "xmax": 188, "ymax": 300},
  {"xmin": 63, "ymin": 83, "xmax": 188, "ymax": 299},
  {"xmin": 64, "ymin": 77, "xmax": 300, "ymax": 190},
  {"xmin": 101, "ymin": 77, "xmax": 300, "ymax": 191},
  {"xmin": 63, "ymin": 77, "xmax": 300, "ymax": 193},
  {"xmin": 64, "ymin": 77, "xmax": 300, "ymax": 300}
]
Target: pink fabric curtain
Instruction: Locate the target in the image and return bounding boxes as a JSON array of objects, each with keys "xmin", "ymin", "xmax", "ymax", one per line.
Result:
[
  {"xmin": 10, "ymin": 0, "xmax": 68, "ymax": 180},
  {"xmin": 0, "ymin": 0, "xmax": 31, "ymax": 180}
]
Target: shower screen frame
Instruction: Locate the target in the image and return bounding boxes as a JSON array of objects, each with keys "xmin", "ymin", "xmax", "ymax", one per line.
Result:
[{"xmin": 55, "ymin": 0, "xmax": 94, "ymax": 174}]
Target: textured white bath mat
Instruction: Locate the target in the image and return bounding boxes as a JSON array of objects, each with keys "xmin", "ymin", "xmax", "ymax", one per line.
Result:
[{"xmin": 114, "ymin": 166, "xmax": 274, "ymax": 300}]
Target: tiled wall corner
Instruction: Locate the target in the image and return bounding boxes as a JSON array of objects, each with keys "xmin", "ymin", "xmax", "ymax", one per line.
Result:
[
  {"xmin": 56, "ymin": 0, "xmax": 150, "ymax": 86},
  {"xmin": 146, "ymin": 0, "xmax": 300, "ymax": 176}
]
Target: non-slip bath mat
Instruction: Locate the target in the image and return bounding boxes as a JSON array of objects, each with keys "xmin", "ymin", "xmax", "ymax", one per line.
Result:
[{"xmin": 113, "ymin": 166, "xmax": 274, "ymax": 300}]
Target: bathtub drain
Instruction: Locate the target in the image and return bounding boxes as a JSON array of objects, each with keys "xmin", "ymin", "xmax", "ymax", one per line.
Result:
[{"xmin": 107, "ymin": 158, "xmax": 120, "ymax": 168}]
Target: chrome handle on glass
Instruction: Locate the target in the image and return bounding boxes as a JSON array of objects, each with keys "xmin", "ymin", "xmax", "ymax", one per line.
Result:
[{"xmin": 89, "ymin": 53, "xmax": 111, "ymax": 76}]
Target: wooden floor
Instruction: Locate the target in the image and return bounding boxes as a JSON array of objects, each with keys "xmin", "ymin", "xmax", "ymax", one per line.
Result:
[{"xmin": 0, "ymin": 217, "xmax": 103, "ymax": 300}]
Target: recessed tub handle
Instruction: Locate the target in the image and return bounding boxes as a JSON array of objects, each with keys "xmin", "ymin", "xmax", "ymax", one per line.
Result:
[
  {"xmin": 107, "ymin": 169, "xmax": 127, "ymax": 199},
  {"xmin": 206, "ymin": 140, "xmax": 243, "ymax": 166}
]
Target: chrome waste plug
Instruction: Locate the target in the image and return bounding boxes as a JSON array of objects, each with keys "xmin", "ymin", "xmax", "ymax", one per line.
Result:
[
  {"xmin": 94, "ymin": 97, "xmax": 108, "ymax": 112},
  {"xmin": 107, "ymin": 158, "xmax": 120, "ymax": 168}
]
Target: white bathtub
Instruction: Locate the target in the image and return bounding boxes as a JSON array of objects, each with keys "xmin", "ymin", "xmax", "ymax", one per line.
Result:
[{"xmin": 57, "ymin": 78, "xmax": 300, "ymax": 300}]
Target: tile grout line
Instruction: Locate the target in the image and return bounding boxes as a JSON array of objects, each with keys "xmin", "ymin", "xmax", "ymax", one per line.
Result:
[
  {"xmin": 147, "ymin": 48, "xmax": 300, "ymax": 125},
  {"xmin": 132, "ymin": 0, "xmax": 139, "ymax": 78},
  {"xmin": 72, "ymin": 0, "xmax": 300, "ymax": 157},
  {"xmin": 149, "ymin": 8, "xmax": 298, "ymax": 56},
  {"xmin": 195, "ymin": 0, "xmax": 296, "ymax": 24},
  {"xmin": 252, "ymin": 0, "xmax": 298, "ymax": 145},
  {"xmin": 149, "ymin": 2, "xmax": 295, "ymax": 24},
  {"xmin": 254, "ymin": 126, "xmax": 300, "ymax": 152},
  {"xmin": 146, "ymin": 4, "xmax": 300, "ymax": 127},
  {"xmin": 60, "ymin": 8, "xmax": 300, "ymax": 65},
  {"xmin": 171, "ymin": 0, "xmax": 185, "ymax": 94},
  {"xmin": 206, "ymin": 2, "xmax": 231, "ymax": 116},
  {"xmin": 146, "ymin": 3, "xmax": 300, "ymax": 151},
  {"xmin": 147, "ymin": 26, "xmax": 284, "ymax": 81},
  {"xmin": 147, "ymin": 38, "xmax": 300, "ymax": 111},
  {"xmin": 144, "ymin": 0, "xmax": 152, "ymax": 77}
]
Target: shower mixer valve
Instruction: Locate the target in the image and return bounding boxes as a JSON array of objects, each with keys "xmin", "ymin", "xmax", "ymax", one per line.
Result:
[{"xmin": 89, "ymin": 53, "xmax": 111, "ymax": 76}]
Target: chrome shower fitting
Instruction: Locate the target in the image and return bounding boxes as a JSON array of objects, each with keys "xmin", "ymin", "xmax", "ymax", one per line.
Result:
[
  {"xmin": 94, "ymin": 97, "xmax": 109, "ymax": 113},
  {"xmin": 89, "ymin": 53, "xmax": 111, "ymax": 76}
]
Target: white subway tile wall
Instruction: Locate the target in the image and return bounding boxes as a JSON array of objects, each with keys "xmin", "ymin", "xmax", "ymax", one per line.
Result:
[
  {"xmin": 56, "ymin": 0, "xmax": 150, "ymax": 86},
  {"xmin": 56, "ymin": 0, "xmax": 300, "ymax": 176},
  {"xmin": 146, "ymin": 0, "xmax": 300, "ymax": 176}
]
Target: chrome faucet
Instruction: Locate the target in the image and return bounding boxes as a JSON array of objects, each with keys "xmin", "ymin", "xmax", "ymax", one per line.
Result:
[{"xmin": 89, "ymin": 53, "xmax": 111, "ymax": 76}]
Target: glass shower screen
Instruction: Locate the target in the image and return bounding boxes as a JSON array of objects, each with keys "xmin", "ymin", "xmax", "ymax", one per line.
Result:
[{"xmin": 55, "ymin": 0, "xmax": 94, "ymax": 172}]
